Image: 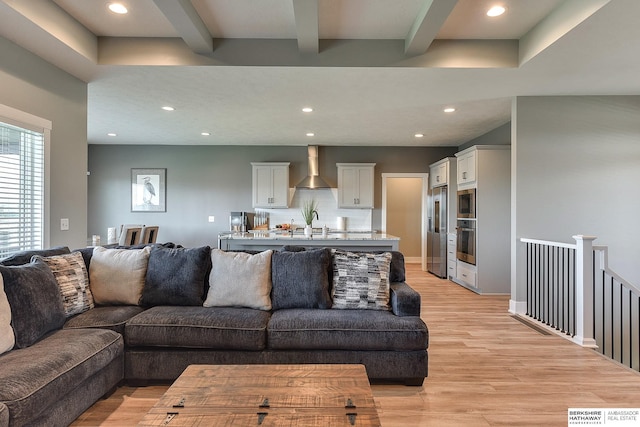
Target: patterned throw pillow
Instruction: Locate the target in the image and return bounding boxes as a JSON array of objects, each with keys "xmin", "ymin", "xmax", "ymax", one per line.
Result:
[
  {"xmin": 331, "ymin": 250, "xmax": 392, "ymax": 310},
  {"xmin": 33, "ymin": 252, "xmax": 94, "ymax": 317}
]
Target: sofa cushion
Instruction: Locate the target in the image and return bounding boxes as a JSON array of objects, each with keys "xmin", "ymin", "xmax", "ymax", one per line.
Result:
[
  {"xmin": 331, "ymin": 250, "xmax": 392, "ymax": 311},
  {"xmin": 34, "ymin": 252, "xmax": 94, "ymax": 317},
  {"xmin": 140, "ymin": 245, "xmax": 211, "ymax": 307},
  {"xmin": 89, "ymin": 246, "xmax": 151, "ymax": 305},
  {"xmin": 271, "ymin": 248, "xmax": 332, "ymax": 310},
  {"xmin": 268, "ymin": 308, "xmax": 429, "ymax": 351},
  {"xmin": 204, "ymin": 249, "xmax": 273, "ymax": 311},
  {"xmin": 0, "ymin": 258, "xmax": 66, "ymax": 348},
  {"xmin": 0, "ymin": 246, "xmax": 70, "ymax": 266},
  {"xmin": 0, "ymin": 274, "xmax": 15, "ymax": 355},
  {"xmin": 125, "ymin": 306, "xmax": 270, "ymax": 350},
  {"xmin": 0, "ymin": 328, "xmax": 123, "ymax": 427},
  {"xmin": 64, "ymin": 305, "xmax": 145, "ymax": 335}
]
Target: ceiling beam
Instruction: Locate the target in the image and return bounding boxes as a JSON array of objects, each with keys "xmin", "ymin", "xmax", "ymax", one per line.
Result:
[
  {"xmin": 405, "ymin": 0, "xmax": 458, "ymax": 56},
  {"xmin": 519, "ymin": 0, "xmax": 612, "ymax": 65},
  {"xmin": 0, "ymin": 0, "xmax": 97, "ymax": 81},
  {"xmin": 292, "ymin": 0, "xmax": 319, "ymax": 54},
  {"xmin": 152, "ymin": 0, "xmax": 213, "ymax": 54}
]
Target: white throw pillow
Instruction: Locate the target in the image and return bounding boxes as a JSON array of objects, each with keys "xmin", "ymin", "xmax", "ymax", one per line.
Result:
[
  {"xmin": 34, "ymin": 252, "xmax": 94, "ymax": 317},
  {"xmin": 0, "ymin": 273, "xmax": 16, "ymax": 355},
  {"xmin": 204, "ymin": 249, "xmax": 273, "ymax": 311},
  {"xmin": 89, "ymin": 246, "xmax": 151, "ymax": 305}
]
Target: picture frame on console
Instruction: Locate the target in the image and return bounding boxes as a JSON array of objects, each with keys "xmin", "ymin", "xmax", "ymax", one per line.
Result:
[{"xmin": 131, "ymin": 168, "xmax": 166, "ymax": 212}]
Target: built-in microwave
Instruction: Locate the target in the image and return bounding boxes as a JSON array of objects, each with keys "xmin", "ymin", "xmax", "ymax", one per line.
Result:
[{"xmin": 457, "ymin": 188, "xmax": 476, "ymax": 218}]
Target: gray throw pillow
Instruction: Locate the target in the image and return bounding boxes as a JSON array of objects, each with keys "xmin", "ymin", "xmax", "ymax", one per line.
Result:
[
  {"xmin": 89, "ymin": 246, "xmax": 151, "ymax": 305},
  {"xmin": 271, "ymin": 248, "xmax": 332, "ymax": 310},
  {"xmin": 204, "ymin": 249, "xmax": 273, "ymax": 310},
  {"xmin": 0, "ymin": 258, "xmax": 66, "ymax": 348},
  {"xmin": 331, "ymin": 250, "xmax": 392, "ymax": 311},
  {"xmin": 140, "ymin": 246, "xmax": 211, "ymax": 307}
]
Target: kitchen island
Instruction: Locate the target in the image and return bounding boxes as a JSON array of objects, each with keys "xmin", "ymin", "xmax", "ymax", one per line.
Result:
[{"xmin": 218, "ymin": 230, "xmax": 399, "ymax": 252}]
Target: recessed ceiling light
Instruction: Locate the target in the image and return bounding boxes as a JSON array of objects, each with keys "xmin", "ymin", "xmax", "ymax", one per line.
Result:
[
  {"xmin": 201, "ymin": 132, "xmax": 210, "ymax": 136},
  {"xmin": 306, "ymin": 132, "xmax": 315, "ymax": 137},
  {"xmin": 487, "ymin": 6, "xmax": 506, "ymax": 17},
  {"xmin": 414, "ymin": 133, "xmax": 424, "ymax": 138},
  {"xmin": 108, "ymin": 3, "xmax": 128, "ymax": 14},
  {"xmin": 107, "ymin": 133, "xmax": 117, "ymax": 137},
  {"xmin": 302, "ymin": 107, "xmax": 313, "ymax": 113},
  {"xmin": 162, "ymin": 106, "xmax": 175, "ymax": 111},
  {"xmin": 444, "ymin": 107, "xmax": 456, "ymax": 113}
]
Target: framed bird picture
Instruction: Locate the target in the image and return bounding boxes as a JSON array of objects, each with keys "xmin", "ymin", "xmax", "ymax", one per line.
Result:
[{"xmin": 131, "ymin": 168, "xmax": 166, "ymax": 212}]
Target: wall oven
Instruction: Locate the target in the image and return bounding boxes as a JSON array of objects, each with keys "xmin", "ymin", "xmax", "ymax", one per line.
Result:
[
  {"xmin": 457, "ymin": 188, "xmax": 476, "ymax": 218},
  {"xmin": 456, "ymin": 219, "xmax": 476, "ymax": 265}
]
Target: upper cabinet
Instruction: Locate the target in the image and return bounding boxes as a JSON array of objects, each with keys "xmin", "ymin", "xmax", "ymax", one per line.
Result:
[
  {"xmin": 456, "ymin": 150, "xmax": 476, "ymax": 185},
  {"xmin": 429, "ymin": 158, "xmax": 449, "ymax": 188},
  {"xmin": 251, "ymin": 162, "xmax": 290, "ymax": 208},
  {"xmin": 336, "ymin": 163, "xmax": 375, "ymax": 208}
]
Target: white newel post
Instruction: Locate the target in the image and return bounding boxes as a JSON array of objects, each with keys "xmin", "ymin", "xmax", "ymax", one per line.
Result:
[{"xmin": 572, "ymin": 235, "xmax": 598, "ymax": 348}]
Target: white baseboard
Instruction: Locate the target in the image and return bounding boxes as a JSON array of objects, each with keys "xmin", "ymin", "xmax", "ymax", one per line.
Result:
[
  {"xmin": 404, "ymin": 257, "xmax": 421, "ymax": 264},
  {"xmin": 509, "ymin": 299, "xmax": 527, "ymax": 315}
]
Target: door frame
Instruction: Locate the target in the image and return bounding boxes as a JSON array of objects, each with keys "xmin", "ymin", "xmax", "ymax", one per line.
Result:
[{"xmin": 381, "ymin": 173, "xmax": 429, "ymax": 270}]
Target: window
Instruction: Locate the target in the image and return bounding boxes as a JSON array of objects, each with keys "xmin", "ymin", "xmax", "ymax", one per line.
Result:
[{"xmin": 0, "ymin": 105, "xmax": 50, "ymax": 258}]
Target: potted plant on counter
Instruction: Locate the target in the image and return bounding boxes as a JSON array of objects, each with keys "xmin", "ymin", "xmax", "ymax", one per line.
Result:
[{"xmin": 301, "ymin": 199, "xmax": 319, "ymax": 237}]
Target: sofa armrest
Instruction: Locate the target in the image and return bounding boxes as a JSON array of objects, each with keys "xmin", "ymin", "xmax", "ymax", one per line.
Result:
[{"xmin": 389, "ymin": 282, "xmax": 421, "ymax": 317}]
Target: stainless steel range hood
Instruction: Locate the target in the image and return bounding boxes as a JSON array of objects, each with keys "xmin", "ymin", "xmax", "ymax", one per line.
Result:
[{"xmin": 296, "ymin": 145, "xmax": 331, "ymax": 189}]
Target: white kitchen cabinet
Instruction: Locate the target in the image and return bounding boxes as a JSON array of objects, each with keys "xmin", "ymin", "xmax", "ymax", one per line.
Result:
[
  {"xmin": 251, "ymin": 162, "xmax": 290, "ymax": 208},
  {"xmin": 456, "ymin": 150, "xmax": 476, "ymax": 185},
  {"xmin": 337, "ymin": 163, "xmax": 375, "ymax": 208},
  {"xmin": 456, "ymin": 261, "xmax": 477, "ymax": 288},
  {"xmin": 451, "ymin": 145, "xmax": 511, "ymax": 294},
  {"xmin": 447, "ymin": 233, "xmax": 457, "ymax": 280},
  {"xmin": 430, "ymin": 160, "xmax": 448, "ymax": 187}
]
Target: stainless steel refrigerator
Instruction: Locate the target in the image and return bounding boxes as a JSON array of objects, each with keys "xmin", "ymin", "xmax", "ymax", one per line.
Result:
[{"xmin": 427, "ymin": 185, "xmax": 447, "ymax": 278}]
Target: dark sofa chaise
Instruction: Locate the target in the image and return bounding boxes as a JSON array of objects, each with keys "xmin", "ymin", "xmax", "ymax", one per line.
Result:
[{"xmin": 0, "ymin": 244, "xmax": 428, "ymax": 427}]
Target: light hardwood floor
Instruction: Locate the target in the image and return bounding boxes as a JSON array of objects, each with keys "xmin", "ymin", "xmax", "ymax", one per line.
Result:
[{"xmin": 72, "ymin": 264, "xmax": 640, "ymax": 426}]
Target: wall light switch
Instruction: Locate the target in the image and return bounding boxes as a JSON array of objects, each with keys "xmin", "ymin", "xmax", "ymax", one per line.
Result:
[
  {"xmin": 60, "ymin": 218, "xmax": 69, "ymax": 231},
  {"xmin": 208, "ymin": 216, "xmax": 215, "ymax": 223}
]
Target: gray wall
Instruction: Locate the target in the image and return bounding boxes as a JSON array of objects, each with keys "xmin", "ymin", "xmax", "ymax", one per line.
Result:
[
  {"xmin": 88, "ymin": 145, "xmax": 456, "ymax": 248},
  {"xmin": 0, "ymin": 37, "xmax": 88, "ymax": 250},
  {"xmin": 459, "ymin": 122, "xmax": 511, "ymax": 151},
  {"xmin": 512, "ymin": 96, "xmax": 640, "ymax": 301}
]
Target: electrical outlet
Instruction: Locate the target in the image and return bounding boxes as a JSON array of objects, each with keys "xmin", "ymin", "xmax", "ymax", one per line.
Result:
[
  {"xmin": 208, "ymin": 216, "xmax": 215, "ymax": 223},
  {"xmin": 60, "ymin": 218, "xmax": 69, "ymax": 231}
]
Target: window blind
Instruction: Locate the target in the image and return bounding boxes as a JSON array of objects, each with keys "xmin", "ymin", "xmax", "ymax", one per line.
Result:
[{"xmin": 0, "ymin": 121, "xmax": 44, "ymax": 257}]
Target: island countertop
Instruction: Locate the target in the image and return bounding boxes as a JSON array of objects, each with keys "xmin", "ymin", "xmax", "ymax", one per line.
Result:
[{"xmin": 218, "ymin": 230, "xmax": 399, "ymax": 251}]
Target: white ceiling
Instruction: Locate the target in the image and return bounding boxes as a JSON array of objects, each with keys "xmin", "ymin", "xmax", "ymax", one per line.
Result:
[{"xmin": 1, "ymin": 0, "xmax": 639, "ymax": 147}]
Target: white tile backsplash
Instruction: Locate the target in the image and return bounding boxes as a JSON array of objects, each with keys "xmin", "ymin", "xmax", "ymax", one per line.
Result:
[{"xmin": 256, "ymin": 188, "xmax": 372, "ymax": 231}]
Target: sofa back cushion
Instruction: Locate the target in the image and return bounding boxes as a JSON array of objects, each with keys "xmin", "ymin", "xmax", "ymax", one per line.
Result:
[
  {"xmin": 0, "ymin": 258, "xmax": 65, "ymax": 348},
  {"xmin": 89, "ymin": 246, "xmax": 151, "ymax": 305},
  {"xmin": 0, "ymin": 246, "xmax": 70, "ymax": 266},
  {"xmin": 271, "ymin": 248, "xmax": 332, "ymax": 310},
  {"xmin": 0, "ymin": 274, "xmax": 15, "ymax": 355},
  {"xmin": 33, "ymin": 252, "xmax": 94, "ymax": 317},
  {"xmin": 140, "ymin": 245, "xmax": 211, "ymax": 307},
  {"xmin": 331, "ymin": 250, "xmax": 392, "ymax": 311},
  {"xmin": 204, "ymin": 249, "xmax": 272, "ymax": 310}
]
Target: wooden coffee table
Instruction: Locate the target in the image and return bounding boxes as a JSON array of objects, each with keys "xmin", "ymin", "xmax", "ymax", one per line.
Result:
[{"xmin": 139, "ymin": 364, "xmax": 381, "ymax": 426}]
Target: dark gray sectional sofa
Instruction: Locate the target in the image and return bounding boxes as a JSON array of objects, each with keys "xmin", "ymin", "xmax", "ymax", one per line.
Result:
[{"xmin": 0, "ymin": 244, "xmax": 428, "ymax": 427}]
